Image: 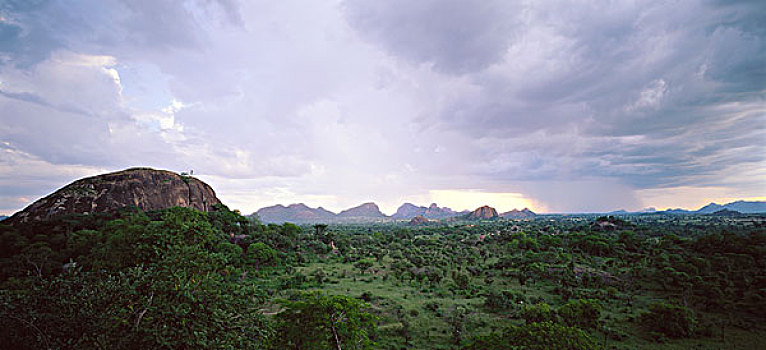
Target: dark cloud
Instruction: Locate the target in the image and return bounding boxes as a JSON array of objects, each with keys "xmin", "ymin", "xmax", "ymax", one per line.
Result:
[
  {"xmin": 343, "ymin": 0, "xmax": 520, "ymax": 74},
  {"xmin": 346, "ymin": 0, "xmax": 766, "ymax": 191}
]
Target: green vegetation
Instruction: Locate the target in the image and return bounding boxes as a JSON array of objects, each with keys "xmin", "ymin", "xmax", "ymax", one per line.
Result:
[{"xmin": 1, "ymin": 207, "xmax": 764, "ymax": 348}]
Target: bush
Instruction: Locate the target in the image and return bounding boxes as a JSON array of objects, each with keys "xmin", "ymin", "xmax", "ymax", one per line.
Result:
[
  {"xmin": 462, "ymin": 322, "xmax": 602, "ymax": 350},
  {"xmin": 639, "ymin": 302, "xmax": 696, "ymax": 338},
  {"xmin": 273, "ymin": 291, "xmax": 378, "ymax": 349},
  {"xmin": 558, "ymin": 299, "xmax": 602, "ymax": 329},
  {"xmin": 484, "ymin": 289, "xmax": 526, "ymax": 310},
  {"xmin": 521, "ymin": 303, "xmax": 556, "ymax": 324}
]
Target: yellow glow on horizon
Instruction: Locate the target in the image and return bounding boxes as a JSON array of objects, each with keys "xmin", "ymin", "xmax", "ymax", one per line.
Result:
[{"xmin": 428, "ymin": 190, "xmax": 545, "ymax": 213}]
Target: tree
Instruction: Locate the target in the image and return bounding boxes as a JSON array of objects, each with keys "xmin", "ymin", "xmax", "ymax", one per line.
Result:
[
  {"xmin": 354, "ymin": 259, "xmax": 374, "ymax": 275},
  {"xmin": 272, "ymin": 291, "xmax": 377, "ymax": 350},
  {"xmin": 521, "ymin": 303, "xmax": 556, "ymax": 324},
  {"xmin": 558, "ymin": 299, "xmax": 602, "ymax": 330},
  {"xmin": 247, "ymin": 242, "xmax": 281, "ymax": 269},
  {"xmin": 639, "ymin": 302, "xmax": 696, "ymax": 338},
  {"xmin": 448, "ymin": 306, "xmax": 467, "ymax": 346},
  {"xmin": 0, "ymin": 207, "xmax": 272, "ymax": 349},
  {"xmin": 462, "ymin": 322, "xmax": 602, "ymax": 350},
  {"xmin": 314, "ymin": 224, "xmax": 328, "ymax": 236}
]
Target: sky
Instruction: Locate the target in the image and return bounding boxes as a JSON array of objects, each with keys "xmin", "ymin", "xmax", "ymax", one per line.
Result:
[{"xmin": 0, "ymin": 0, "xmax": 764, "ymax": 215}]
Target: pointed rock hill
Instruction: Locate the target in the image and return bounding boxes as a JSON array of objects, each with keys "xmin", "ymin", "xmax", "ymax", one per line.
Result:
[
  {"xmin": 6, "ymin": 168, "xmax": 221, "ymax": 224},
  {"xmin": 255, "ymin": 203, "xmax": 336, "ymax": 224},
  {"xmin": 337, "ymin": 202, "xmax": 387, "ymax": 218},
  {"xmin": 468, "ymin": 205, "xmax": 499, "ymax": 220}
]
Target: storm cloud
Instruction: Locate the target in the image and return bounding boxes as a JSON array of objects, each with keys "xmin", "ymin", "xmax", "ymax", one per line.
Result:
[{"xmin": 0, "ymin": 0, "xmax": 764, "ymax": 214}]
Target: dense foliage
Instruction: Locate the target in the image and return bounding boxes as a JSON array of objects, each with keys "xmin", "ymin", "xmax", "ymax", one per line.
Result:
[
  {"xmin": 1, "ymin": 207, "xmax": 764, "ymax": 348},
  {"xmin": 272, "ymin": 291, "xmax": 377, "ymax": 349}
]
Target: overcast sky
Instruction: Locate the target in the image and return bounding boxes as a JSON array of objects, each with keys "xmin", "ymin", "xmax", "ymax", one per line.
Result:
[{"xmin": 1, "ymin": 0, "xmax": 764, "ymax": 215}]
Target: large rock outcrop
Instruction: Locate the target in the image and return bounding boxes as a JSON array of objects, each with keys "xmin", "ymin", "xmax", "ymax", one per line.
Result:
[
  {"xmin": 468, "ymin": 206, "xmax": 499, "ymax": 220},
  {"xmin": 7, "ymin": 168, "xmax": 221, "ymax": 224}
]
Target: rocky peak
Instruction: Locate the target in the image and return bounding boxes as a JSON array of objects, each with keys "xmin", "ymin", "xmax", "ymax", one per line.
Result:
[
  {"xmin": 7, "ymin": 167, "xmax": 221, "ymax": 224},
  {"xmin": 392, "ymin": 202, "xmax": 460, "ymax": 219},
  {"xmin": 255, "ymin": 203, "xmax": 336, "ymax": 224},
  {"xmin": 392, "ymin": 203, "xmax": 425, "ymax": 219},
  {"xmin": 468, "ymin": 205, "xmax": 499, "ymax": 220},
  {"xmin": 338, "ymin": 202, "xmax": 387, "ymax": 218}
]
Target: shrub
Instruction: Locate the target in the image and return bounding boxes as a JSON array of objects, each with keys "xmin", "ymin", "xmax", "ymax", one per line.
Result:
[
  {"xmin": 521, "ymin": 303, "xmax": 556, "ymax": 324},
  {"xmin": 559, "ymin": 299, "xmax": 602, "ymax": 329},
  {"xmin": 462, "ymin": 322, "xmax": 602, "ymax": 350},
  {"xmin": 639, "ymin": 302, "xmax": 696, "ymax": 338}
]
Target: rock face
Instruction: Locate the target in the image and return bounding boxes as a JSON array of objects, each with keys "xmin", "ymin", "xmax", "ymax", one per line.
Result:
[
  {"xmin": 255, "ymin": 203, "xmax": 336, "ymax": 224},
  {"xmin": 6, "ymin": 168, "xmax": 221, "ymax": 224},
  {"xmin": 468, "ymin": 206, "xmax": 499, "ymax": 220},
  {"xmin": 501, "ymin": 208, "xmax": 536, "ymax": 219}
]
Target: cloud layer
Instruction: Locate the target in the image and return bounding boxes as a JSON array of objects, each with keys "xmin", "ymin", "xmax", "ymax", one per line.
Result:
[{"xmin": 1, "ymin": 0, "xmax": 764, "ymax": 214}]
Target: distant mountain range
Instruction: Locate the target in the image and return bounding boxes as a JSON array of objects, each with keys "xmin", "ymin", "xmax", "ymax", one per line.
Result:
[
  {"xmin": 251, "ymin": 200, "xmax": 764, "ymax": 224},
  {"xmin": 661, "ymin": 200, "xmax": 766, "ymax": 214},
  {"xmin": 253, "ymin": 202, "xmax": 536, "ymax": 224}
]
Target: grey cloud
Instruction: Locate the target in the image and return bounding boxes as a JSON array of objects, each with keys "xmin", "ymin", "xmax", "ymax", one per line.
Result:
[
  {"xmin": 0, "ymin": 89, "xmax": 93, "ymax": 116},
  {"xmin": 0, "ymin": 0, "xmax": 240, "ymax": 68},
  {"xmin": 381, "ymin": 1, "xmax": 766, "ymax": 191},
  {"xmin": 343, "ymin": 0, "xmax": 520, "ymax": 74}
]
